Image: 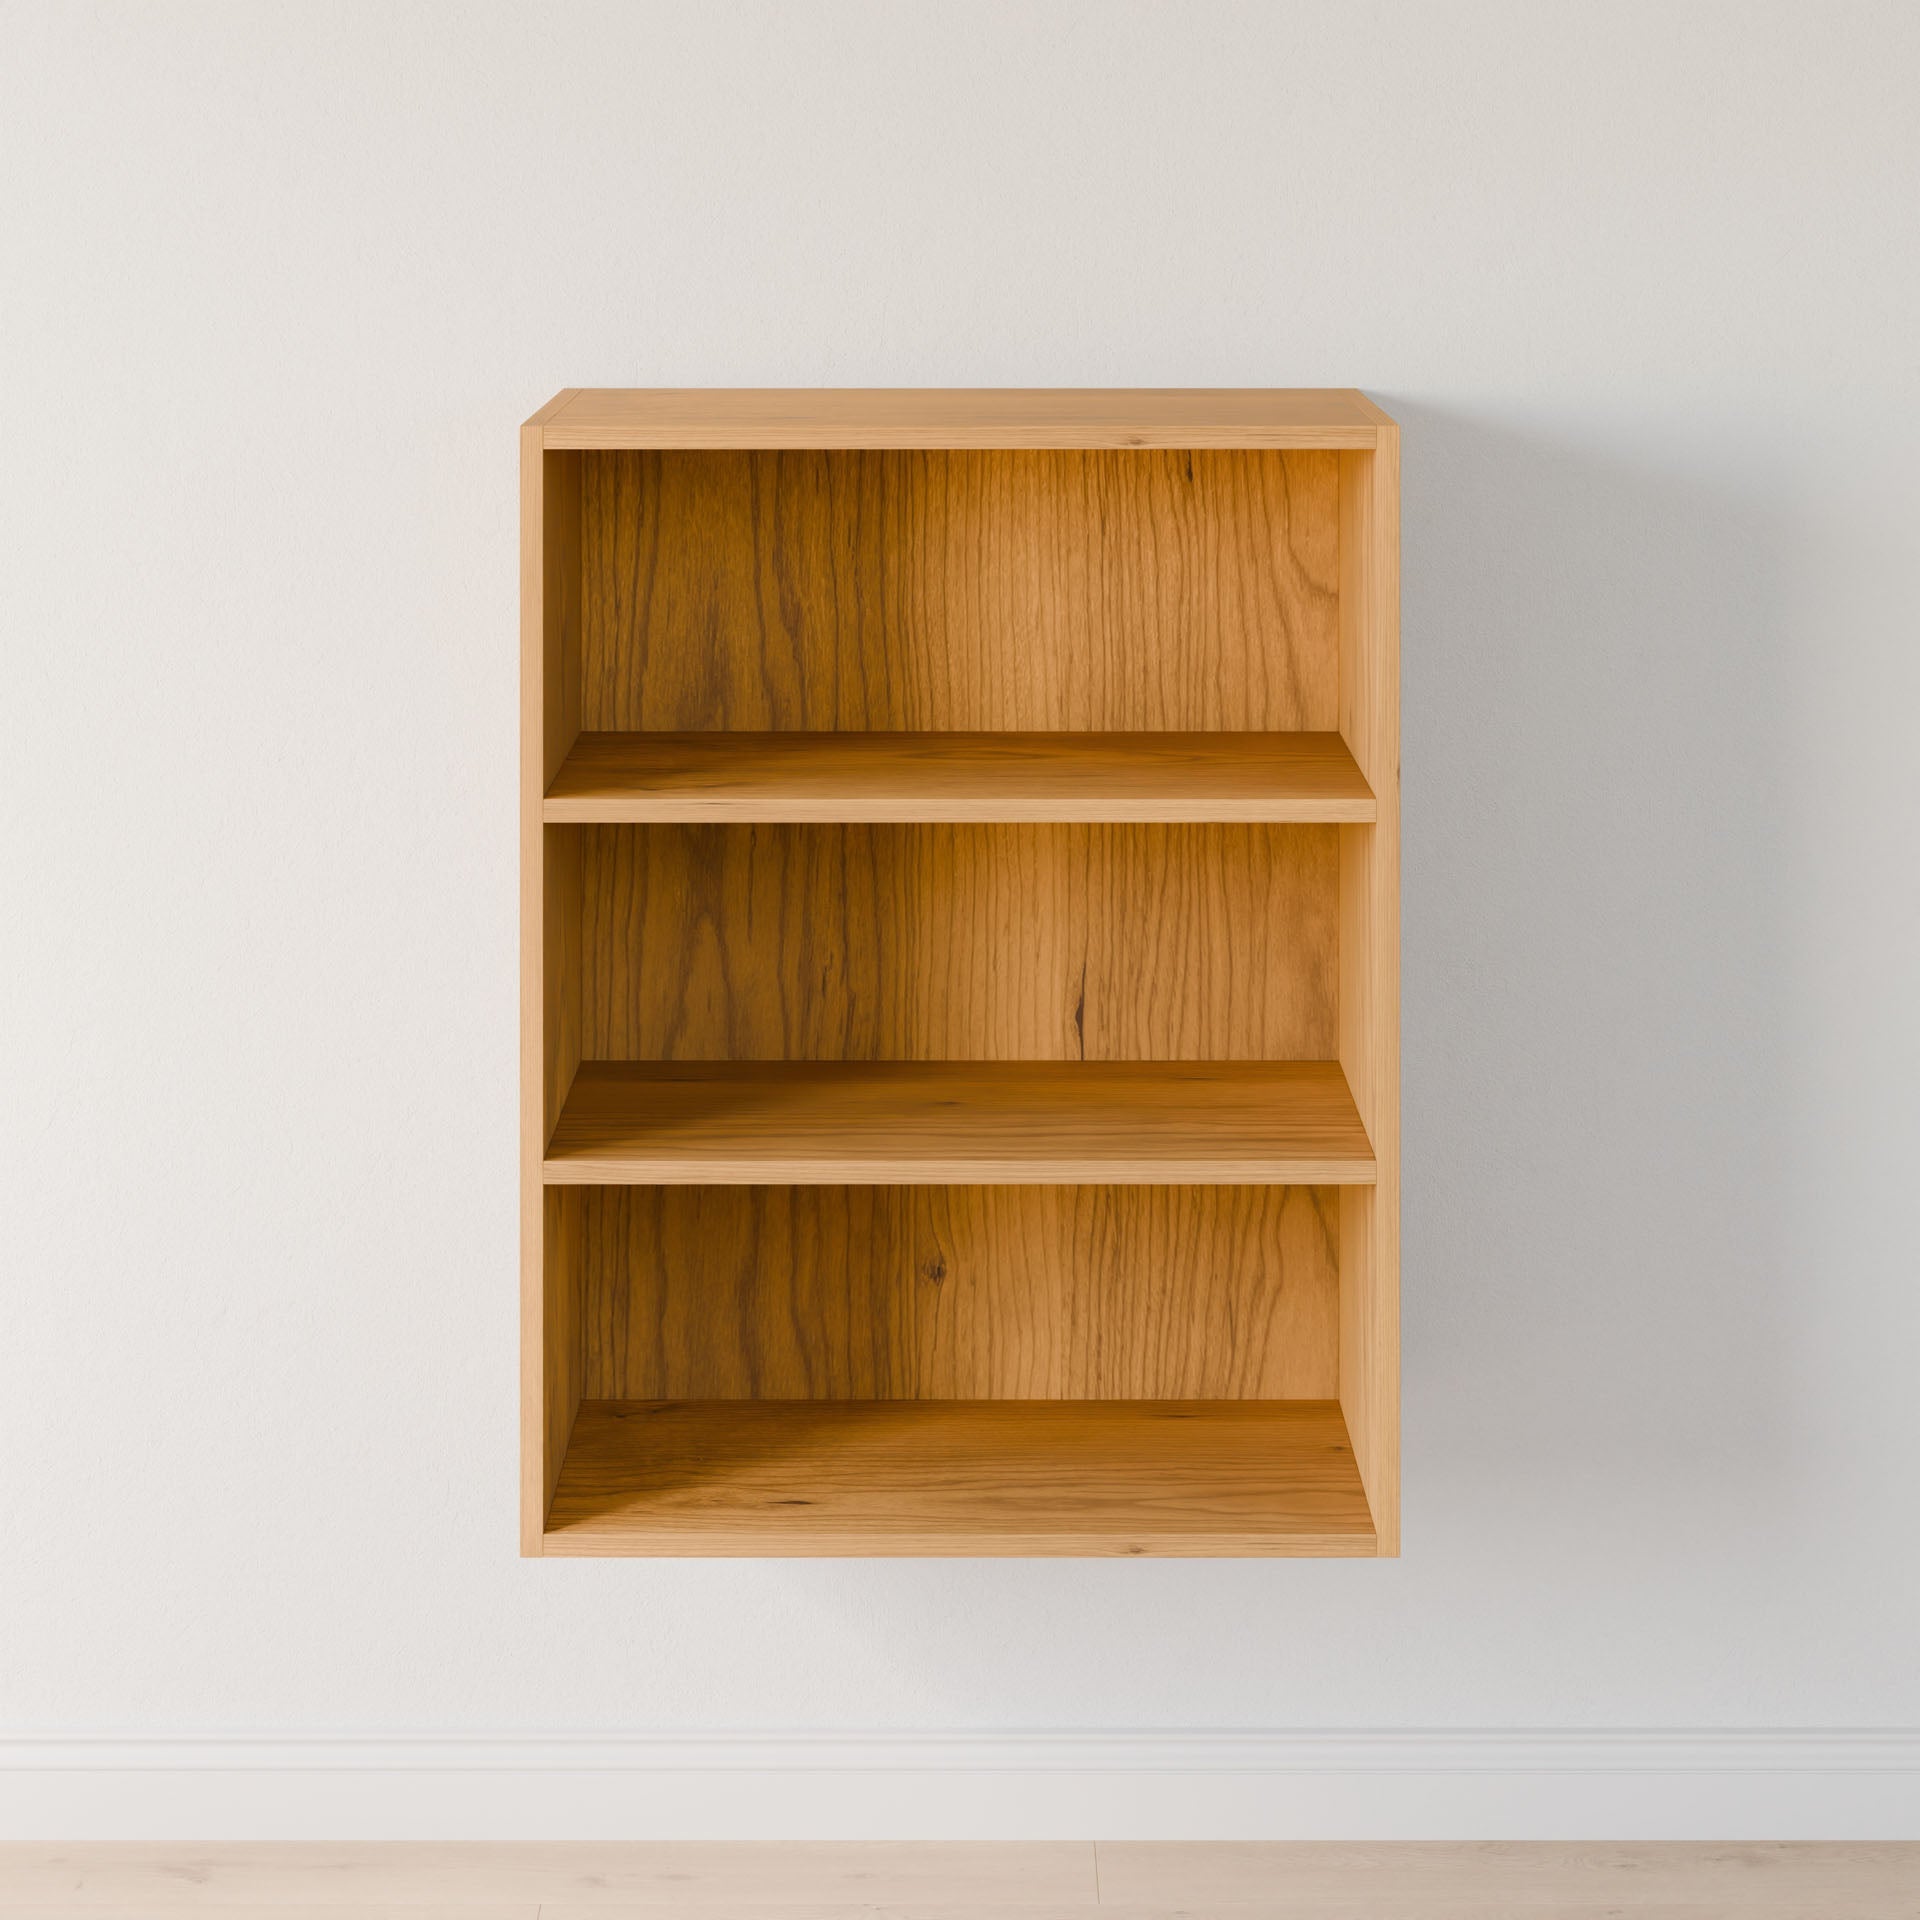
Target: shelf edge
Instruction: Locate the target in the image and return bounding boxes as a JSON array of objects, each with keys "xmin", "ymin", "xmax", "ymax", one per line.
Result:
[
  {"xmin": 543, "ymin": 797, "xmax": 1378, "ymax": 825},
  {"xmin": 544, "ymin": 1157, "xmax": 1377, "ymax": 1186},
  {"xmin": 540, "ymin": 1526, "xmax": 1380, "ymax": 1556}
]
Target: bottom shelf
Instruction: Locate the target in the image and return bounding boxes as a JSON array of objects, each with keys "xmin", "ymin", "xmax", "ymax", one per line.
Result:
[{"xmin": 543, "ymin": 1399, "xmax": 1377, "ymax": 1557}]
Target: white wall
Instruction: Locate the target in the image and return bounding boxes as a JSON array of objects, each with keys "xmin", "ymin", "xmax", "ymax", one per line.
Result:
[{"xmin": 4, "ymin": 0, "xmax": 1919, "ymax": 1838}]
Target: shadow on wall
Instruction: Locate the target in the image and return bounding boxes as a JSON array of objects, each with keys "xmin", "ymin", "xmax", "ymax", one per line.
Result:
[{"xmin": 1394, "ymin": 402, "xmax": 1796, "ymax": 1515}]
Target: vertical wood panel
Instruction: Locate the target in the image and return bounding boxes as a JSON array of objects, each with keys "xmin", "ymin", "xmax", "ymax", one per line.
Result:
[
  {"xmin": 543, "ymin": 828, "xmax": 583, "ymax": 1132},
  {"xmin": 1337, "ymin": 429, "xmax": 1401, "ymax": 1553},
  {"xmin": 580, "ymin": 823, "xmax": 1337, "ymax": 1063},
  {"xmin": 578, "ymin": 449, "xmax": 1340, "ymax": 732},
  {"xmin": 581, "ymin": 1186, "xmax": 1339, "ymax": 1401},
  {"xmin": 907, "ymin": 1186, "xmax": 1328, "ymax": 1397},
  {"xmin": 543, "ymin": 1188, "xmax": 585, "ymax": 1502},
  {"xmin": 542, "ymin": 452, "xmax": 583, "ymax": 785},
  {"xmin": 522, "ymin": 400, "xmax": 582, "ymax": 1550}
]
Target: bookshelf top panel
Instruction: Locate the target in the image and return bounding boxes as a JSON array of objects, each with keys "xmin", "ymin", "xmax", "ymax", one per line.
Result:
[{"xmin": 533, "ymin": 388, "xmax": 1391, "ymax": 450}]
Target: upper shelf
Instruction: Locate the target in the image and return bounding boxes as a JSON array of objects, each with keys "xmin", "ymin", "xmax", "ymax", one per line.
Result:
[
  {"xmin": 545, "ymin": 1059, "xmax": 1376, "ymax": 1186},
  {"xmin": 545, "ymin": 731, "xmax": 1376, "ymax": 825},
  {"xmin": 534, "ymin": 387, "xmax": 1389, "ymax": 450}
]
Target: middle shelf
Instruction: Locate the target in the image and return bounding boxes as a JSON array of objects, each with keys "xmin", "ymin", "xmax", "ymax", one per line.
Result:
[
  {"xmin": 543, "ymin": 730, "xmax": 1377, "ymax": 823},
  {"xmin": 544, "ymin": 1059, "xmax": 1376, "ymax": 1185}
]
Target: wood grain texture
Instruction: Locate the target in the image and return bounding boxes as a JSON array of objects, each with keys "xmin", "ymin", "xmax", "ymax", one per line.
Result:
[
  {"xmin": 1096, "ymin": 1842, "xmax": 1920, "ymax": 1910},
  {"xmin": 0, "ymin": 1906, "xmax": 1898, "ymax": 1920},
  {"xmin": 1335, "ymin": 436, "xmax": 1401, "ymax": 1554},
  {"xmin": 542, "ymin": 387, "xmax": 1381, "ymax": 449},
  {"xmin": 522, "ymin": 392, "xmax": 1399, "ymax": 1557},
  {"xmin": 0, "ymin": 1840, "xmax": 1094, "ymax": 1905},
  {"xmin": 544, "ymin": 1400, "xmax": 1375, "ymax": 1555},
  {"xmin": 539, "ymin": 452, "xmax": 583, "ymax": 790},
  {"xmin": 520, "ymin": 407, "xmax": 581, "ymax": 1553},
  {"xmin": 5, "ymin": 1841, "xmax": 1915, "ymax": 1913},
  {"xmin": 550, "ymin": 1906, "xmax": 1911, "ymax": 1920},
  {"xmin": 580, "ymin": 823, "xmax": 1337, "ymax": 1064},
  {"xmin": 578, "ymin": 1186, "xmax": 1339, "ymax": 1401},
  {"xmin": 0, "ymin": 1910, "xmax": 534, "ymax": 1920},
  {"xmin": 544, "ymin": 1061, "xmax": 1375, "ymax": 1186},
  {"xmin": 577, "ymin": 450, "xmax": 1339, "ymax": 732},
  {"xmin": 538, "ymin": 1188, "xmax": 584, "ymax": 1528},
  {"xmin": 545, "ymin": 731, "xmax": 1376, "ymax": 824},
  {"xmin": 542, "ymin": 828, "xmax": 582, "ymax": 1132}
]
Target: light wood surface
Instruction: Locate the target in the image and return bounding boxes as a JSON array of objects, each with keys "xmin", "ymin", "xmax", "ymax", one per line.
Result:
[
  {"xmin": 580, "ymin": 822, "xmax": 1336, "ymax": 1064},
  {"xmin": 544, "ymin": 1061, "xmax": 1375, "ymax": 1186},
  {"xmin": 578, "ymin": 1185, "xmax": 1339, "ymax": 1401},
  {"xmin": 545, "ymin": 731, "xmax": 1376, "ymax": 824},
  {"xmin": 521, "ymin": 399, "xmax": 584, "ymax": 1552},
  {"xmin": 1098, "ymin": 1841, "xmax": 1920, "ymax": 1910},
  {"xmin": 576, "ymin": 449, "xmax": 1339, "ymax": 732},
  {"xmin": 542, "ymin": 387, "xmax": 1382, "ymax": 448},
  {"xmin": 0, "ymin": 1839, "xmax": 1089, "ymax": 1905},
  {"xmin": 8, "ymin": 1842, "xmax": 1910, "ymax": 1913},
  {"xmin": 1334, "ymin": 433, "xmax": 1401, "ymax": 1553},
  {"xmin": 0, "ymin": 1910, "xmax": 538, "ymax": 1919},
  {"xmin": 537, "ymin": 1187, "xmax": 583, "ymax": 1538},
  {"xmin": 543, "ymin": 1399, "xmax": 1374, "ymax": 1555}
]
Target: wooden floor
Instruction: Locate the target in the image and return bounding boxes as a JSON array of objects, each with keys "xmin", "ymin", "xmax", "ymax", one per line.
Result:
[{"xmin": 0, "ymin": 1842, "xmax": 1914, "ymax": 1916}]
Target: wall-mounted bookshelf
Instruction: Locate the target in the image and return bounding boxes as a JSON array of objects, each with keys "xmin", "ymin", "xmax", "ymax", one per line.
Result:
[{"xmin": 523, "ymin": 389, "xmax": 1399, "ymax": 1556}]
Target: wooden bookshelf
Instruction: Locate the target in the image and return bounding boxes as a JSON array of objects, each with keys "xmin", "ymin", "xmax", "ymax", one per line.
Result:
[
  {"xmin": 545, "ymin": 1060, "xmax": 1376, "ymax": 1185},
  {"xmin": 523, "ymin": 389, "xmax": 1400, "ymax": 1556},
  {"xmin": 545, "ymin": 731, "xmax": 1376, "ymax": 823}
]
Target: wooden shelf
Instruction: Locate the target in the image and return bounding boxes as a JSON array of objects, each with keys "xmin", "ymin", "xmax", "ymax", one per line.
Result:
[
  {"xmin": 544, "ymin": 1060, "xmax": 1376, "ymax": 1186},
  {"xmin": 544, "ymin": 731, "xmax": 1376, "ymax": 823},
  {"xmin": 543, "ymin": 1399, "xmax": 1377, "ymax": 1556},
  {"xmin": 539, "ymin": 387, "xmax": 1387, "ymax": 450}
]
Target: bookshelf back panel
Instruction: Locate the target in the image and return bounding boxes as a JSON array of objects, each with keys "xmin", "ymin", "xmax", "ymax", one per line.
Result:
[
  {"xmin": 578, "ymin": 1184, "xmax": 1339, "ymax": 1401},
  {"xmin": 576, "ymin": 449, "xmax": 1340, "ymax": 731},
  {"xmin": 579, "ymin": 821, "xmax": 1338, "ymax": 1062}
]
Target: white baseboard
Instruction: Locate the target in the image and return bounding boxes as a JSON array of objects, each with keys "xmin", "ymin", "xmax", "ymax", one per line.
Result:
[{"xmin": 3, "ymin": 1730, "xmax": 1917, "ymax": 1841}]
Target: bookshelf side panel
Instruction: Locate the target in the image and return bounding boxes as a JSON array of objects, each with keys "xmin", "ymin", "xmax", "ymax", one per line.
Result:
[
  {"xmin": 522, "ymin": 414, "xmax": 585, "ymax": 1549},
  {"xmin": 1337, "ymin": 430, "xmax": 1401, "ymax": 1554}
]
